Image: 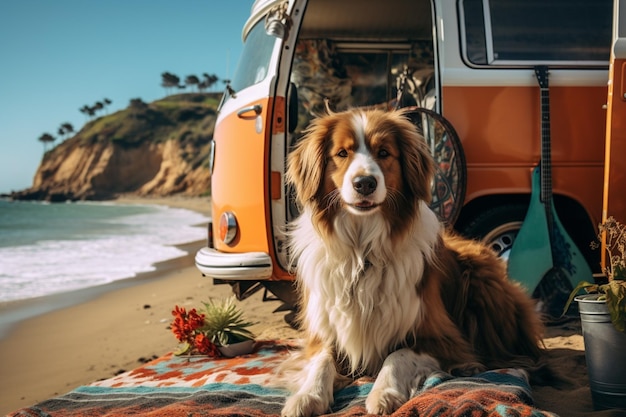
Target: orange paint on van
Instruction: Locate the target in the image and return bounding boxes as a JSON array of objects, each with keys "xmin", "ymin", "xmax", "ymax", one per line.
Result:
[
  {"xmin": 442, "ymin": 85, "xmax": 606, "ymax": 226},
  {"xmin": 212, "ymin": 98, "xmax": 272, "ymax": 254}
]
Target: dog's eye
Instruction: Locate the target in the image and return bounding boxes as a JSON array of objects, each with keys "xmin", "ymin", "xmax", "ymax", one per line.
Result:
[
  {"xmin": 337, "ymin": 149, "xmax": 348, "ymax": 158},
  {"xmin": 378, "ymin": 149, "xmax": 390, "ymax": 158}
]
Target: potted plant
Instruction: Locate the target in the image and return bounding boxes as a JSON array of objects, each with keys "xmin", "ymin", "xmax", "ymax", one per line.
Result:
[
  {"xmin": 171, "ymin": 296, "xmax": 256, "ymax": 358},
  {"xmin": 202, "ymin": 297, "xmax": 257, "ymax": 357},
  {"xmin": 564, "ymin": 216, "xmax": 626, "ymax": 410}
]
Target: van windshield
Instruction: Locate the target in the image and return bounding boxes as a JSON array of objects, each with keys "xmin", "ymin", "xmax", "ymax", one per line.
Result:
[{"xmin": 230, "ymin": 20, "xmax": 277, "ymax": 93}]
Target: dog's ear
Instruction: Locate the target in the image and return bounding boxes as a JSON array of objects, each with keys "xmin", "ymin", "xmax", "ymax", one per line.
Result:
[
  {"xmin": 396, "ymin": 113, "xmax": 435, "ymax": 203},
  {"xmin": 286, "ymin": 119, "xmax": 331, "ymax": 205}
]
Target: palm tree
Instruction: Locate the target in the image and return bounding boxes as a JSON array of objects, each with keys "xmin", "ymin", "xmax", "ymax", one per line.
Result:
[
  {"xmin": 80, "ymin": 104, "xmax": 97, "ymax": 119},
  {"xmin": 161, "ymin": 72, "xmax": 180, "ymax": 95},
  {"xmin": 185, "ymin": 75, "xmax": 200, "ymax": 92},
  {"xmin": 60, "ymin": 122, "xmax": 74, "ymax": 139},
  {"xmin": 79, "ymin": 104, "xmax": 91, "ymax": 120},
  {"xmin": 103, "ymin": 98, "xmax": 112, "ymax": 114},
  {"xmin": 93, "ymin": 101, "xmax": 104, "ymax": 115},
  {"xmin": 38, "ymin": 133, "xmax": 56, "ymax": 154},
  {"xmin": 204, "ymin": 73, "xmax": 219, "ymax": 91}
]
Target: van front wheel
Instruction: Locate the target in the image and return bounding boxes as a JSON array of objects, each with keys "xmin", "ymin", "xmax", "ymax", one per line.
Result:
[{"xmin": 459, "ymin": 204, "xmax": 527, "ymax": 261}]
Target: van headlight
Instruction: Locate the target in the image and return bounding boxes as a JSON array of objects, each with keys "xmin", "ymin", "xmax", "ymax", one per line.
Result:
[{"xmin": 219, "ymin": 211, "xmax": 237, "ymax": 245}]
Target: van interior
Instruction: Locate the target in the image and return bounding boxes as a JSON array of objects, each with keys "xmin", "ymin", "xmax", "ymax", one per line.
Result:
[{"xmin": 291, "ymin": 0, "xmax": 436, "ymax": 133}]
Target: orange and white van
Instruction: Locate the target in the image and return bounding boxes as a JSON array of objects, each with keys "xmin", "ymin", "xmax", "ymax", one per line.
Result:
[{"xmin": 195, "ymin": 0, "xmax": 626, "ymax": 305}]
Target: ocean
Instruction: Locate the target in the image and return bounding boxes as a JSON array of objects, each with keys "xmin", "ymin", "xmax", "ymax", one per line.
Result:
[{"xmin": 0, "ymin": 199, "xmax": 209, "ymax": 303}]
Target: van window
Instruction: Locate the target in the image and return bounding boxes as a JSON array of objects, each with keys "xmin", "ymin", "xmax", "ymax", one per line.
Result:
[
  {"xmin": 230, "ymin": 20, "xmax": 276, "ymax": 92},
  {"xmin": 339, "ymin": 47, "xmax": 434, "ymax": 109},
  {"xmin": 461, "ymin": 0, "xmax": 612, "ymax": 66}
]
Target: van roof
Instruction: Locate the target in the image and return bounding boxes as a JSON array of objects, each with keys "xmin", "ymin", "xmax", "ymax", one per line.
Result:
[
  {"xmin": 243, "ymin": 0, "xmax": 433, "ymax": 42},
  {"xmin": 243, "ymin": 0, "xmax": 281, "ymax": 41}
]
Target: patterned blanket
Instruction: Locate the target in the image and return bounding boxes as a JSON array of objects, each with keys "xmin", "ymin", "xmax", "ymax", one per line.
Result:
[{"xmin": 9, "ymin": 340, "xmax": 559, "ymax": 417}]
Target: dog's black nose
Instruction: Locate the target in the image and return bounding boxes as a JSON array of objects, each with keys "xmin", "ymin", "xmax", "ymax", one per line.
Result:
[{"xmin": 352, "ymin": 175, "xmax": 377, "ymax": 196}]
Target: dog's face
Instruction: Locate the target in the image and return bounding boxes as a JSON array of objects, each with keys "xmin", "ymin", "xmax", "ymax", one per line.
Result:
[
  {"xmin": 288, "ymin": 109, "xmax": 435, "ymax": 231},
  {"xmin": 326, "ymin": 111, "xmax": 401, "ymax": 216}
]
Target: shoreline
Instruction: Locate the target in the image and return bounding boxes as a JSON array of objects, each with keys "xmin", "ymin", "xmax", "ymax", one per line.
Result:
[
  {"xmin": 0, "ymin": 240, "xmax": 205, "ymax": 340},
  {"xmin": 0, "ymin": 195, "xmax": 212, "ymax": 340},
  {"xmin": 0, "ymin": 195, "xmax": 299, "ymax": 414},
  {"xmin": 113, "ymin": 194, "xmax": 213, "ymax": 213},
  {"xmin": 0, "ymin": 195, "xmax": 259, "ymax": 414}
]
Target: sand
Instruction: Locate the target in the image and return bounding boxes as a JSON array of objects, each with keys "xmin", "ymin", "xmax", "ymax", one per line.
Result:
[{"xmin": 0, "ymin": 196, "xmax": 622, "ymax": 416}]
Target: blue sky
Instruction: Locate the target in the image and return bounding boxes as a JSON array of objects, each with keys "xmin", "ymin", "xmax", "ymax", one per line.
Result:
[{"xmin": 0, "ymin": 0, "xmax": 254, "ymax": 194}]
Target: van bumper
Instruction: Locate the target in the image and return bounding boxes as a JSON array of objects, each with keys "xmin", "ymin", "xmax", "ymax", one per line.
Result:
[{"xmin": 194, "ymin": 247, "xmax": 273, "ymax": 280}]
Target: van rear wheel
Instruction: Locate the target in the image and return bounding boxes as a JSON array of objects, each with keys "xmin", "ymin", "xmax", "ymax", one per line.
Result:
[{"xmin": 460, "ymin": 204, "xmax": 527, "ymax": 260}]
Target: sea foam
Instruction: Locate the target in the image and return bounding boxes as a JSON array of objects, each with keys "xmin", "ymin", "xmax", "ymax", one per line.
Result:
[{"xmin": 0, "ymin": 200, "xmax": 209, "ymax": 302}]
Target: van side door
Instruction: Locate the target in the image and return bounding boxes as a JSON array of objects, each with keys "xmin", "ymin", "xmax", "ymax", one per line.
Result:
[{"xmin": 210, "ymin": 0, "xmax": 300, "ymax": 279}]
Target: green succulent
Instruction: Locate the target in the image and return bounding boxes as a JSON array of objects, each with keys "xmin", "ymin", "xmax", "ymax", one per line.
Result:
[{"xmin": 201, "ymin": 297, "xmax": 256, "ymax": 346}]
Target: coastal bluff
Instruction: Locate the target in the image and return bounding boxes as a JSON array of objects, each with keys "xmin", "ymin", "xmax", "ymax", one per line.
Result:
[{"xmin": 12, "ymin": 93, "xmax": 218, "ymax": 202}]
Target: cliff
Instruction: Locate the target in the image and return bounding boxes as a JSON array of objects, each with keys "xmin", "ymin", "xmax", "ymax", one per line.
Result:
[{"xmin": 13, "ymin": 93, "xmax": 218, "ymax": 202}]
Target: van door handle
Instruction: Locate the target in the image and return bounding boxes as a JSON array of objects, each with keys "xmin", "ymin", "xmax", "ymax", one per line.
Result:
[{"xmin": 237, "ymin": 104, "xmax": 262, "ymax": 119}]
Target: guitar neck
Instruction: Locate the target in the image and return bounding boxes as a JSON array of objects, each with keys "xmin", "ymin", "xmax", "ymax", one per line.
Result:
[
  {"xmin": 539, "ymin": 85, "xmax": 552, "ymax": 207},
  {"xmin": 535, "ymin": 66, "xmax": 553, "ymax": 209}
]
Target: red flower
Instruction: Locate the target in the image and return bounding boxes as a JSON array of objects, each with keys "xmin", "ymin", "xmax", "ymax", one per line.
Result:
[
  {"xmin": 194, "ymin": 333, "xmax": 220, "ymax": 357},
  {"xmin": 186, "ymin": 308, "xmax": 206, "ymax": 331},
  {"xmin": 171, "ymin": 305, "xmax": 212, "ymax": 355},
  {"xmin": 173, "ymin": 305, "xmax": 187, "ymax": 318},
  {"xmin": 171, "ymin": 318, "xmax": 187, "ymax": 342},
  {"xmin": 171, "ymin": 307, "xmax": 190, "ymax": 343}
]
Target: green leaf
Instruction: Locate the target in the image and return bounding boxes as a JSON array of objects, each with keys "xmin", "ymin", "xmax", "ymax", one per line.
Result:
[
  {"xmin": 604, "ymin": 281, "xmax": 626, "ymax": 333},
  {"xmin": 562, "ymin": 281, "xmax": 597, "ymax": 316},
  {"xmin": 200, "ymin": 297, "xmax": 256, "ymax": 346},
  {"xmin": 613, "ymin": 265, "xmax": 626, "ymax": 281},
  {"xmin": 173, "ymin": 342, "xmax": 191, "ymax": 356}
]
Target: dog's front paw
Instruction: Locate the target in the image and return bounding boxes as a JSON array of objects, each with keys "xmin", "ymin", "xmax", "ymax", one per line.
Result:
[
  {"xmin": 281, "ymin": 393, "xmax": 329, "ymax": 417},
  {"xmin": 366, "ymin": 386, "xmax": 406, "ymax": 415},
  {"xmin": 366, "ymin": 349, "xmax": 441, "ymax": 415}
]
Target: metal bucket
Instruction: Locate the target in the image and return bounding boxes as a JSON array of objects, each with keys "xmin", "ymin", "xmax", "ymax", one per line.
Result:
[{"xmin": 577, "ymin": 294, "xmax": 626, "ymax": 410}]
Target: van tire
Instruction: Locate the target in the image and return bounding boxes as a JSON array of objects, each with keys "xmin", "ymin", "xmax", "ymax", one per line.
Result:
[{"xmin": 459, "ymin": 204, "xmax": 528, "ymax": 259}]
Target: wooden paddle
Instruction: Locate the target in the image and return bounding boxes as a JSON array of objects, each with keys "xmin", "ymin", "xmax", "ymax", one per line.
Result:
[{"xmin": 507, "ymin": 66, "xmax": 591, "ymax": 317}]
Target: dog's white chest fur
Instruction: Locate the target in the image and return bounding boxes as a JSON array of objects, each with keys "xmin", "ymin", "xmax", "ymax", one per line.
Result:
[{"xmin": 291, "ymin": 202, "xmax": 441, "ymax": 375}]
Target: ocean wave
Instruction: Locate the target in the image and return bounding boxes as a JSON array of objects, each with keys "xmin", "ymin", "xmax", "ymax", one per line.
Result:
[{"xmin": 0, "ymin": 201, "xmax": 209, "ymax": 302}]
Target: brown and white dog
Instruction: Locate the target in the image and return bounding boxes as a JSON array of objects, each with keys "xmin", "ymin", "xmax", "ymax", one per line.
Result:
[{"xmin": 281, "ymin": 108, "xmax": 544, "ymax": 417}]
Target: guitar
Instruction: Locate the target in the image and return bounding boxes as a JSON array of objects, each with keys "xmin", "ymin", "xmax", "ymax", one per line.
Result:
[{"xmin": 507, "ymin": 66, "xmax": 591, "ymax": 317}]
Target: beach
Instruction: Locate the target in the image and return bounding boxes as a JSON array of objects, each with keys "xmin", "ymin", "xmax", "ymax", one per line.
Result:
[
  {"xmin": 0, "ymin": 196, "xmax": 621, "ymax": 416},
  {"xmin": 0, "ymin": 196, "xmax": 297, "ymax": 415}
]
